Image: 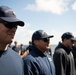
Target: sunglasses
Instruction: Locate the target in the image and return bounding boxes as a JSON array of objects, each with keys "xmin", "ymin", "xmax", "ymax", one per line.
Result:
[
  {"xmin": 0, "ymin": 22, "xmax": 18, "ymax": 29},
  {"xmin": 71, "ymin": 40, "xmax": 74, "ymax": 43},
  {"xmin": 41, "ymin": 38, "xmax": 50, "ymax": 42}
]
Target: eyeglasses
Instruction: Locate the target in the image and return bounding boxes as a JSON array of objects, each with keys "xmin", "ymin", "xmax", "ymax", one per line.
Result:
[
  {"xmin": 0, "ymin": 22, "xmax": 18, "ymax": 29},
  {"xmin": 41, "ymin": 38, "xmax": 50, "ymax": 42}
]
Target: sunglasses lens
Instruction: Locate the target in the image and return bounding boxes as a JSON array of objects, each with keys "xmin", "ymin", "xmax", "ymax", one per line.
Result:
[
  {"xmin": 42, "ymin": 38, "xmax": 50, "ymax": 42},
  {"xmin": 3, "ymin": 22, "xmax": 17, "ymax": 29},
  {"xmin": 6, "ymin": 24, "xmax": 17, "ymax": 29},
  {"xmin": 71, "ymin": 40, "xmax": 74, "ymax": 43}
]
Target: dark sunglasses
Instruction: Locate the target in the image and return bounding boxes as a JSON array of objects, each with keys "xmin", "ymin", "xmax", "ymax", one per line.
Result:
[
  {"xmin": 0, "ymin": 22, "xmax": 18, "ymax": 29},
  {"xmin": 71, "ymin": 40, "xmax": 74, "ymax": 43},
  {"xmin": 41, "ymin": 38, "xmax": 50, "ymax": 42}
]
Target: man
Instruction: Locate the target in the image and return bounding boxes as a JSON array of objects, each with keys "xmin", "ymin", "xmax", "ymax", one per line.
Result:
[
  {"xmin": 72, "ymin": 37, "xmax": 76, "ymax": 70},
  {"xmin": 26, "ymin": 41, "xmax": 32, "ymax": 52},
  {"xmin": 0, "ymin": 5, "xmax": 25, "ymax": 75},
  {"xmin": 53, "ymin": 32, "xmax": 76, "ymax": 75},
  {"xmin": 19, "ymin": 44, "xmax": 29, "ymax": 59},
  {"xmin": 12, "ymin": 41, "xmax": 20, "ymax": 54},
  {"xmin": 23, "ymin": 30, "xmax": 55, "ymax": 75}
]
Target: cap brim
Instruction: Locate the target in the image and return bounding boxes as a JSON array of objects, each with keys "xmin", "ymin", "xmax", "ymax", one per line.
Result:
[
  {"xmin": 0, "ymin": 17, "xmax": 25, "ymax": 26},
  {"xmin": 71, "ymin": 37, "xmax": 76, "ymax": 41},
  {"xmin": 42, "ymin": 35, "xmax": 54, "ymax": 38},
  {"xmin": 48, "ymin": 35, "xmax": 54, "ymax": 38}
]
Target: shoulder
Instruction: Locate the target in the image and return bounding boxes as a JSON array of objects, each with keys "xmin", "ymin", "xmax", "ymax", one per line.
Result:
[
  {"xmin": 8, "ymin": 48, "xmax": 17, "ymax": 53},
  {"xmin": 7, "ymin": 48, "xmax": 22, "ymax": 59},
  {"xmin": 23, "ymin": 51, "xmax": 38, "ymax": 64},
  {"xmin": 54, "ymin": 48, "xmax": 66, "ymax": 54},
  {"xmin": 53, "ymin": 48, "xmax": 67, "ymax": 60},
  {"xmin": 24, "ymin": 53, "xmax": 35, "ymax": 61}
]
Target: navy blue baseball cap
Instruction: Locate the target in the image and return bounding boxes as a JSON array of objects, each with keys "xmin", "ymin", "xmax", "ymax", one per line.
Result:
[
  {"xmin": 0, "ymin": 5, "xmax": 24, "ymax": 26},
  {"xmin": 61, "ymin": 32, "xmax": 75, "ymax": 40},
  {"xmin": 32, "ymin": 30, "xmax": 54, "ymax": 41}
]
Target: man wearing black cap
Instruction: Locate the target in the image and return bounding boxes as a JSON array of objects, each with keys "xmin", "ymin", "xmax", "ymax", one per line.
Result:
[
  {"xmin": 23, "ymin": 30, "xmax": 55, "ymax": 75},
  {"xmin": 0, "ymin": 5, "xmax": 25, "ymax": 75},
  {"xmin": 72, "ymin": 37, "xmax": 76, "ymax": 70},
  {"xmin": 53, "ymin": 32, "xmax": 76, "ymax": 75}
]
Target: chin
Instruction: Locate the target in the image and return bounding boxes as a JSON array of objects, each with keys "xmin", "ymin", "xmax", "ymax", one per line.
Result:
[
  {"xmin": 8, "ymin": 39, "xmax": 13, "ymax": 43},
  {"xmin": 47, "ymin": 46, "xmax": 50, "ymax": 49}
]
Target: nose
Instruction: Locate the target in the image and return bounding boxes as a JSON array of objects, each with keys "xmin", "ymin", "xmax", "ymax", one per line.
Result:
[
  {"xmin": 11, "ymin": 27, "xmax": 17, "ymax": 32},
  {"xmin": 11, "ymin": 25, "xmax": 18, "ymax": 29}
]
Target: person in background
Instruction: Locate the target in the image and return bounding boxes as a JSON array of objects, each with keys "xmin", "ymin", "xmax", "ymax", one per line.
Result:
[
  {"xmin": 72, "ymin": 37, "xmax": 76, "ymax": 70},
  {"xmin": 26, "ymin": 41, "xmax": 32, "ymax": 52},
  {"xmin": 23, "ymin": 30, "xmax": 55, "ymax": 75},
  {"xmin": 12, "ymin": 41, "xmax": 20, "ymax": 54},
  {"xmin": 19, "ymin": 44, "xmax": 29, "ymax": 59},
  {"xmin": 53, "ymin": 32, "xmax": 76, "ymax": 75},
  {"xmin": 0, "ymin": 5, "xmax": 25, "ymax": 75}
]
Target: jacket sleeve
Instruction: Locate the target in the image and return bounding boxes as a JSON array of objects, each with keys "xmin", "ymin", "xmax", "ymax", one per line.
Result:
[
  {"xmin": 24, "ymin": 59, "xmax": 39, "ymax": 75},
  {"xmin": 53, "ymin": 49, "xmax": 67, "ymax": 75}
]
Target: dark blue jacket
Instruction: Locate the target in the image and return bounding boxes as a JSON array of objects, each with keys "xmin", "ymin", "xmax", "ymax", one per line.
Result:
[{"xmin": 23, "ymin": 45, "xmax": 55, "ymax": 75}]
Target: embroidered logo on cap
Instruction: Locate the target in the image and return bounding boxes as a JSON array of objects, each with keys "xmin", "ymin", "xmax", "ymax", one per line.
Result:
[
  {"xmin": 5, "ymin": 9, "xmax": 16, "ymax": 16},
  {"xmin": 42, "ymin": 31, "xmax": 45, "ymax": 35}
]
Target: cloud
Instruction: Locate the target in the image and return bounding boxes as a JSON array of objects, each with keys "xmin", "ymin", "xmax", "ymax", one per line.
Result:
[
  {"xmin": 25, "ymin": 0, "xmax": 70, "ymax": 15},
  {"xmin": 13, "ymin": 22, "xmax": 34, "ymax": 45},
  {"xmin": 71, "ymin": 2, "xmax": 76, "ymax": 11},
  {"xmin": 13, "ymin": 24, "xmax": 61, "ymax": 45},
  {"xmin": 13, "ymin": 23, "xmax": 76, "ymax": 45}
]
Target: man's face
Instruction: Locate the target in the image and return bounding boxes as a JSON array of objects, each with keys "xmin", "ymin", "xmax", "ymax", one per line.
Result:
[
  {"xmin": 0, "ymin": 22, "xmax": 17, "ymax": 45},
  {"xmin": 34, "ymin": 38, "xmax": 50, "ymax": 53},
  {"xmin": 65, "ymin": 38, "xmax": 73, "ymax": 48}
]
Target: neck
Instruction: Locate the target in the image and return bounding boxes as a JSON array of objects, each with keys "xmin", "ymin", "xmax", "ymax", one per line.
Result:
[
  {"xmin": 36, "ymin": 46, "xmax": 46, "ymax": 53},
  {"xmin": 0, "ymin": 44, "xmax": 8, "ymax": 50}
]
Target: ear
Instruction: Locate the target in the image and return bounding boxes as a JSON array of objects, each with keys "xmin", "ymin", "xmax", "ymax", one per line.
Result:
[
  {"xmin": 64, "ymin": 39, "xmax": 66, "ymax": 42},
  {"xmin": 64, "ymin": 38, "xmax": 67, "ymax": 42},
  {"xmin": 33, "ymin": 40, "xmax": 39, "ymax": 45}
]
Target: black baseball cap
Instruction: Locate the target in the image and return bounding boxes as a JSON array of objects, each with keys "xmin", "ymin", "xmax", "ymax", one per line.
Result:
[
  {"xmin": 0, "ymin": 5, "xmax": 24, "ymax": 26},
  {"xmin": 32, "ymin": 30, "xmax": 54, "ymax": 41},
  {"xmin": 61, "ymin": 32, "xmax": 75, "ymax": 40}
]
